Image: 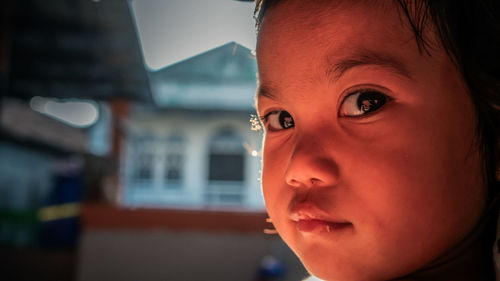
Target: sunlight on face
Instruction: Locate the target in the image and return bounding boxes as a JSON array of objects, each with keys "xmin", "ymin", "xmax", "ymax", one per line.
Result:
[{"xmin": 256, "ymin": 1, "xmax": 486, "ymax": 280}]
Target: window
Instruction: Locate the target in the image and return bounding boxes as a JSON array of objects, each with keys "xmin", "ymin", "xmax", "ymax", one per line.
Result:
[
  {"xmin": 206, "ymin": 129, "xmax": 245, "ymax": 205},
  {"xmin": 128, "ymin": 133, "xmax": 186, "ymax": 193},
  {"xmin": 131, "ymin": 136, "xmax": 155, "ymax": 187},
  {"xmin": 163, "ymin": 135, "xmax": 185, "ymax": 189},
  {"xmin": 209, "ymin": 154, "xmax": 244, "ymax": 181}
]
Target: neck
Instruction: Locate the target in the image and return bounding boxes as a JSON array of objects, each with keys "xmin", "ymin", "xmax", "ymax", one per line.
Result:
[
  {"xmin": 401, "ymin": 236, "xmax": 493, "ymax": 281},
  {"xmin": 397, "ymin": 198, "xmax": 499, "ymax": 281}
]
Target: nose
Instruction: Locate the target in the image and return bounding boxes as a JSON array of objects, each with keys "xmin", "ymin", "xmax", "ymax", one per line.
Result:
[{"xmin": 285, "ymin": 135, "xmax": 339, "ymax": 188}]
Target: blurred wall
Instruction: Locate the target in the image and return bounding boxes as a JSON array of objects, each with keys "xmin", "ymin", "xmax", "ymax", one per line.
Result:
[{"xmin": 77, "ymin": 229, "xmax": 308, "ymax": 281}]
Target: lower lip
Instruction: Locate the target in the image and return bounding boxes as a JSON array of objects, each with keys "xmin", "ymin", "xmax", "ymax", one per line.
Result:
[{"xmin": 296, "ymin": 219, "xmax": 351, "ymax": 234}]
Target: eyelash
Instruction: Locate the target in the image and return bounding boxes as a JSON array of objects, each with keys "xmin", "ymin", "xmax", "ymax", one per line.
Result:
[
  {"xmin": 338, "ymin": 88, "xmax": 391, "ymax": 118},
  {"xmin": 248, "ymin": 111, "xmax": 280, "ymax": 132},
  {"xmin": 256, "ymin": 110, "xmax": 294, "ymax": 132},
  {"xmin": 250, "ymin": 114, "xmax": 264, "ymax": 131},
  {"xmin": 259, "ymin": 111, "xmax": 275, "ymax": 123},
  {"xmin": 255, "ymin": 87, "xmax": 391, "ymax": 131},
  {"xmin": 258, "ymin": 111, "xmax": 277, "ymax": 129}
]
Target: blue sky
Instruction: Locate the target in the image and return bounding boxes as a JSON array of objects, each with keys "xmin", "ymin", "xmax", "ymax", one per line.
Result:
[{"xmin": 131, "ymin": 0, "xmax": 257, "ymax": 70}]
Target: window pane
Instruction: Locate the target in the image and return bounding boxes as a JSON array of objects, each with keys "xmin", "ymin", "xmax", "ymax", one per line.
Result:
[
  {"xmin": 209, "ymin": 154, "xmax": 244, "ymax": 181},
  {"xmin": 133, "ymin": 139, "xmax": 155, "ymax": 184},
  {"xmin": 164, "ymin": 136, "xmax": 184, "ymax": 188},
  {"xmin": 137, "ymin": 153, "xmax": 153, "ymax": 180}
]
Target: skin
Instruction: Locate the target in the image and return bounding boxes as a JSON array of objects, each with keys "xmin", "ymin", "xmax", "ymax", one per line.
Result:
[{"xmin": 255, "ymin": 1, "xmax": 487, "ymax": 280}]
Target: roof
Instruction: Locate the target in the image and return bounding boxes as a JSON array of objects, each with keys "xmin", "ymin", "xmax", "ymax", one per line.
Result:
[
  {"xmin": 148, "ymin": 42, "xmax": 258, "ymax": 110},
  {"xmin": 6, "ymin": 0, "xmax": 152, "ymax": 103}
]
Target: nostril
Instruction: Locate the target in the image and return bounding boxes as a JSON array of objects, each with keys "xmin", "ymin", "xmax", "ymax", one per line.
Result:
[
  {"xmin": 286, "ymin": 178, "xmax": 302, "ymax": 187},
  {"xmin": 310, "ymin": 178, "xmax": 321, "ymax": 185},
  {"xmin": 286, "ymin": 177, "xmax": 322, "ymax": 188},
  {"xmin": 284, "ymin": 148, "xmax": 339, "ymax": 188}
]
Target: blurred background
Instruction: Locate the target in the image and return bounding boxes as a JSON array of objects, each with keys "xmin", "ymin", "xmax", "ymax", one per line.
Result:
[{"xmin": 0, "ymin": 0, "xmax": 308, "ymax": 280}]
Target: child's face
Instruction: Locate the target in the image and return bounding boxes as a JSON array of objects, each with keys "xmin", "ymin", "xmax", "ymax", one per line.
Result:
[{"xmin": 256, "ymin": 1, "xmax": 486, "ymax": 280}]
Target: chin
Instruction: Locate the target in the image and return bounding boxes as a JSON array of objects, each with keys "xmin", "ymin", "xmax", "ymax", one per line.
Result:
[
  {"xmin": 305, "ymin": 264, "xmax": 364, "ymax": 281},
  {"xmin": 297, "ymin": 249, "xmax": 383, "ymax": 281}
]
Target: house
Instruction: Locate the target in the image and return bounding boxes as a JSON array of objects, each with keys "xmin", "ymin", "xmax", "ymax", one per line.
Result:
[
  {"xmin": 74, "ymin": 42, "xmax": 310, "ymax": 281},
  {"xmin": 122, "ymin": 42, "xmax": 264, "ymax": 210},
  {"xmin": 1, "ymin": 0, "xmax": 307, "ymax": 279}
]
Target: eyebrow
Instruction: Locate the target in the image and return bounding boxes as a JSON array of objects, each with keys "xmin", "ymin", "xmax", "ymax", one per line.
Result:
[
  {"xmin": 256, "ymin": 84, "xmax": 276, "ymax": 100},
  {"xmin": 255, "ymin": 49, "xmax": 412, "ymax": 103},
  {"xmin": 254, "ymin": 84, "xmax": 276, "ymax": 110},
  {"xmin": 326, "ymin": 49, "xmax": 412, "ymax": 82}
]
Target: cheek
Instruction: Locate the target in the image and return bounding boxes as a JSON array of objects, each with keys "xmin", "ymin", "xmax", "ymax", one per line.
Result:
[
  {"xmin": 260, "ymin": 141, "xmax": 297, "ymax": 236},
  {"xmin": 342, "ymin": 108, "xmax": 485, "ymax": 273},
  {"xmin": 261, "ymin": 142, "xmax": 286, "ymax": 208}
]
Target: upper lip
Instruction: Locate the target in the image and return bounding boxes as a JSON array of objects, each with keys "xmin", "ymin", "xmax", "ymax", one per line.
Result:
[{"xmin": 288, "ymin": 201, "xmax": 348, "ymax": 223}]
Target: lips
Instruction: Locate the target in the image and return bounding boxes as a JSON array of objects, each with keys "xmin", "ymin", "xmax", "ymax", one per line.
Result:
[
  {"xmin": 295, "ymin": 219, "xmax": 352, "ymax": 233},
  {"xmin": 289, "ymin": 202, "xmax": 352, "ymax": 234}
]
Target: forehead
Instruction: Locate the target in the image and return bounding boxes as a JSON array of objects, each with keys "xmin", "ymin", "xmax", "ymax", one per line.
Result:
[
  {"xmin": 256, "ymin": 1, "xmax": 421, "ymax": 89},
  {"xmin": 257, "ymin": 0, "xmax": 409, "ymax": 47}
]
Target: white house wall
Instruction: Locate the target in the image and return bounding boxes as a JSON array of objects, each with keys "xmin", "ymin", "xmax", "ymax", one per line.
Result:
[
  {"xmin": 122, "ymin": 109, "xmax": 264, "ymax": 210},
  {"xmin": 154, "ymin": 82, "xmax": 256, "ymax": 110}
]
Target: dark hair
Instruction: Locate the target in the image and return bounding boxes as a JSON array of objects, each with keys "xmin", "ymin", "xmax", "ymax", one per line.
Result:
[{"xmin": 254, "ymin": 0, "xmax": 500, "ymax": 199}]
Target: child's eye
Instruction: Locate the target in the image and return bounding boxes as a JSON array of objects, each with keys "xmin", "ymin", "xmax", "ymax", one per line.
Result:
[
  {"xmin": 339, "ymin": 90, "xmax": 388, "ymax": 117},
  {"xmin": 262, "ymin": 110, "xmax": 295, "ymax": 131}
]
